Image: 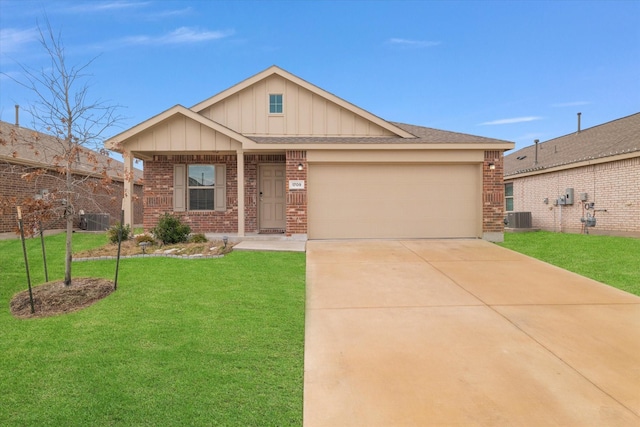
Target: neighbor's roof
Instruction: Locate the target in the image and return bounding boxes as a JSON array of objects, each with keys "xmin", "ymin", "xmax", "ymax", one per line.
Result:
[
  {"xmin": 504, "ymin": 112, "xmax": 640, "ymax": 177},
  {"xmin": 0, "ymin": 121, "xmax": 143, "ymax": 182}
]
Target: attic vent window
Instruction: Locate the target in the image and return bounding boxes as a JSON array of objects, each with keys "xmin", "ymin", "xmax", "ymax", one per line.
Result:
[
  {"xmin": 516, "ymin": 155, "xmax": 527, "ymax": 160},
  {"xmin": 269, "ymin": 94, "xmax": 283, "ymax": 114}
]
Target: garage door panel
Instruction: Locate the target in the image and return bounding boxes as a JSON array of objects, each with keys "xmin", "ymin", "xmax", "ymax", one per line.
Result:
[{"xmin": 308, "ymin": 164, "xmax": 480, "ymax": 239}]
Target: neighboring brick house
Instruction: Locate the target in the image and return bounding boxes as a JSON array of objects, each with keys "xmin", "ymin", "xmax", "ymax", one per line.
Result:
[
  {"xmin": 106, "ymin": 66, "xmax": 514, "ymax": 241},
  {"xmin": 504, "ymin": 113, "xmax": 640, "ymax": 237},
  {"xmin": 0, "ymin": 120, "xmax": 143, "ymax": 234}
]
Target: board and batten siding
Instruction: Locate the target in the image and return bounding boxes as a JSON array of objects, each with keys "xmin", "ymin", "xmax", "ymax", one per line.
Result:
[
  {"xmin": 199, "ymin": 75, "xmax": 395, "ymax": 137},
  {"xmin": 124, "ymin": 115, "xmax": 242, "ymax": 153}
]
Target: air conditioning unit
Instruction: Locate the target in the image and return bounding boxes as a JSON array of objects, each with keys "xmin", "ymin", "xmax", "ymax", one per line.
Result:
[
  {"xmin": 505, "ymin": 212, "xmax": 532, "ymax": 229},
  {"xmin": 84, "ymin": 213, "xmax": 110, "ymax": 231}
]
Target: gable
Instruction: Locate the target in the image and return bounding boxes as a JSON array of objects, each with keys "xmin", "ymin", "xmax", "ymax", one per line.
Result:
[
  {"xmin": 193, "ymin": 66, "xmax": 411, "ymax": 138},
  {"xmin": 122, "ymin": 113, "xmax": 242, "ymax": 155}
]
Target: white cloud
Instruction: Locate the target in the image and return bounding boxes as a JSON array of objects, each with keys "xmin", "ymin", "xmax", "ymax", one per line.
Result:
[
  {"xmin": 118, "ymin": 27, "xmax": 234, "ymax": 46},
  {"xmin": 148, "ymin": 7, "xmax": 193, "ymax": 19},
  {"xmin": 0, "ymin": 28, "xmax": 39, "ymax": 53},
  {"xmin": 388, "ymin": 38, "xmax": 441, "ymax": 48},
  {"xmin": 480, "ymin": 116, "xmax": 543, "ymax": 125},
  {"xmin": 64, "ymin": 1, "xmax": 150, "ymax": 13},
  {"xmin": 551, "ymin": 101, "xmax": 591, "ymax": 108}
]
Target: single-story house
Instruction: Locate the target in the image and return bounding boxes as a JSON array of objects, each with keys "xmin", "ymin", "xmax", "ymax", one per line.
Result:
[
  {"xmin": 106, "ymin": 66, "xmax": 514, "ymax": 241},
  {"xmin": 0, "ymin": 120, "xmax": 144, "ymax": 234},
  {"xmin": 504, "ymin": 112, "xmax": 640, "ymax": 237}
]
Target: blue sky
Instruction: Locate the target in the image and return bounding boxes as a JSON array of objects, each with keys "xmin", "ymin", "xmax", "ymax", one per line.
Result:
[{"xmin": 1, "ymin": 0, "xmax": 638, "ymax": 152}]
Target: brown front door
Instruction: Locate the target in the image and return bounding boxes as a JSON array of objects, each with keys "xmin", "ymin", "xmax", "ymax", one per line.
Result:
[{"xmin": 259, "ymin": 164, "xmax": 286, "ymax": 230}]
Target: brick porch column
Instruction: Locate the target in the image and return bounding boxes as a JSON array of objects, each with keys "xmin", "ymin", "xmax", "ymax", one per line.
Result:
[
  {"xmin": 285, "ymin": 150, "xmax": 307, "ymax": 237},
  {"xmin": 483, "ymin": 150, "xmax": 505, "ymax": 242}
]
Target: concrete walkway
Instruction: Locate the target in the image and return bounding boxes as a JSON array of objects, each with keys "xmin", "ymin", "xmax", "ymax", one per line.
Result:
[
  {"xmin": 232, "ymin": 240, "xmax": 306, "ymax": 252},
  {"xmin": 304, "ymin": 239, "xmax": 640, "ymax": 426}
]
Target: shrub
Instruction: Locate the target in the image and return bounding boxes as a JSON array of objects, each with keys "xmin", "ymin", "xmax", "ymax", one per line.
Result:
[
  {"xmin": 189, "ymin": 233, "xmax": 208, "ymax": 243},
  {"xmin": 152, "ymin": 214, "xmax": 191, "ymax": 244},
  {"xmin": 107, "ymin": 222, "xmax": 131, "ymax": 244}
]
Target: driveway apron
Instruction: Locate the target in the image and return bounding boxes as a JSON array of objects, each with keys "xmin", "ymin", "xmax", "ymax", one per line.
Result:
[{"xmin": 303, "ymin": 239, "xmax": 640, "ymax": 427}]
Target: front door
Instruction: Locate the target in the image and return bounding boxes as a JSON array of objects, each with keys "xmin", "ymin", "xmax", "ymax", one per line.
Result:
[{"xmin": 259, "ymin": 164, "xmax": 286, "ymax": 230}]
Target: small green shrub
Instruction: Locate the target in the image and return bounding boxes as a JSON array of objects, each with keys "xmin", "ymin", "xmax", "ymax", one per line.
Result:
[
  {"xmin": 152, "ymin": 213, "xmax": 191, "ymax": 244},
  {"xmin": 189, "ymin": 233, "xmax": 208, "ymax": 243},
  {"xmin": 107, "ymin": 222, "xmax": 131, "ymax": 244}
]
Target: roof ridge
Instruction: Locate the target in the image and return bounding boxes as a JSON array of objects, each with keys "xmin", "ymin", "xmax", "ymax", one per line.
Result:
[{"xmin": 540, "ymin": 111, "xmax": 640, "ymax": 144}]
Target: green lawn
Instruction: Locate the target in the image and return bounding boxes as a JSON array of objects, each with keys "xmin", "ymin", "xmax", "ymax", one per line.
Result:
[
  {"xmin": 498, "ymin": 231, "xmax": 640, "ymax": 296},
  {"xmin": 0, "ymin": 233, "xmax": 305, "ymax": 426}
]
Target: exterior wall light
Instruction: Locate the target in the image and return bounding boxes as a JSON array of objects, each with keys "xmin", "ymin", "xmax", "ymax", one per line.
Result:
[
  {"xmin": 297, "ymin": 163, "xmax": 304, "ymax": 171},
  {"xmin": 488, "ymin": 163, "xmax": 496, "ymax": 170}
]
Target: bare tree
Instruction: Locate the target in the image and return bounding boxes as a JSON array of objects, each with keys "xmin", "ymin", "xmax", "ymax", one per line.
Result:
[{"xmin": 1, "ymin": 20, "xmax": 122, "ymax": 286}]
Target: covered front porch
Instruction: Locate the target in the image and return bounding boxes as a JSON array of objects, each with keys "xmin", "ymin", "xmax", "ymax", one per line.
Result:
[{"xmin": 120, "ymin": 148, "xmax": 307, "ymax": 238}]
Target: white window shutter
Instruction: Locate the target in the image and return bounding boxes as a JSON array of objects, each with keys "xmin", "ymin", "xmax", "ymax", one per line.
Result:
[
  {"xmin": 174, "ymin": 164, "xmax": 186, "ymax": 212},
  {"xmin": 214, "ymin": 164, "xmax": 226, "ymax": 211}
]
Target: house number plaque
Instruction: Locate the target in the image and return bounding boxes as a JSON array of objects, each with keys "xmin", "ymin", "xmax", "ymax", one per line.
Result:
[{"xmin": 289, "ymin": 180, "xmax": 305, "ymax": 190}]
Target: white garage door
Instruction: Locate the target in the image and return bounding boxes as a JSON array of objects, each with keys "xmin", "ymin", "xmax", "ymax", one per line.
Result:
[{"xmin": 308, "ymin": 164, "xmax": 481, "ymax": 239}]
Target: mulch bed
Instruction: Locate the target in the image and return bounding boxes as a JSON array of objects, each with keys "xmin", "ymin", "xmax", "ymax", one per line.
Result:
[{"xmin": 10, "ymin": 277, "xmax": 115, "ymax": 319}]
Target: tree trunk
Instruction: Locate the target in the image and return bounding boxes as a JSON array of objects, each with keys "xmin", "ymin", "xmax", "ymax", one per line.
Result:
[
  {"xmin": 64, "ymin": 211, "xmax": 73, "ymax": 286},
  {"xmin": 64, "ymin": 166, "xmax": 73, "ymax": 286}
]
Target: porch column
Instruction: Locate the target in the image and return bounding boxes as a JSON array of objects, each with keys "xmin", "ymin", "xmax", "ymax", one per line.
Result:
[
  {"xmin": 236, "ymin": 149, "xmax": 245, "ymax": 237},
  {"xmin": 122, "ymin": 150, "xmax": 134, "ymax": 228}
]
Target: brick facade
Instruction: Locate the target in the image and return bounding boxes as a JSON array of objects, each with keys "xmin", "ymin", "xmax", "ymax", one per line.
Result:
[
  {"xmin": 483, "ymin": 150, "xmax": 505, "ymax": 234},
  {"xmin": 0, "ymin": 163, "xmax": 143, "ymax": 233},
  {"xmin": 144, "ymin": 153, "xmax": 288, "ymax": 234},
  {"xmin": 143, "ymin": 150, "xmax": 503, "ymax": 238},
  {"xmin": 285, "ymin": 150, "xmax": 307, "ymax": 236},
  {"xmin": 506, "ymin": 156, "xmax": 640, "ymax": 237}
]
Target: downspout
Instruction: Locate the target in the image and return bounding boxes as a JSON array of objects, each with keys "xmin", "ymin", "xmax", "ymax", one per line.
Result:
[{"xmin": 559, "ymin": 204, "xmax": 563, "ymax": 233}]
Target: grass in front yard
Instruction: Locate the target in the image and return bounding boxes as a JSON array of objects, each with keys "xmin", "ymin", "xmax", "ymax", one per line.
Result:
[
  {"xmin": 0, "ymin": 232, "xmax": 305, "ymax": 426},
  {"xmin": 499, "ymin": 231, "xmax": 640, "ymax": 296}
]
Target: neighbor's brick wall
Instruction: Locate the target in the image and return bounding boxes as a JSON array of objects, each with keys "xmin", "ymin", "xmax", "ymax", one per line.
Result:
[
  {"xmin": 285, "ymin": 150, "xmax": 307, "ymax": 236},
  {"xmin": 483, "ymin": 150, "xmax": 505, "ymax": 233},
  {"xmin": 0, "ymin": 162, "xmax": 143, "ymax": 233},
  {"xmin": 507, "ymin": 156, "xmax": 640, "ymax": 236},
  {"xmin": 143, "ymin": 154, "xmax": 287, "ymax": 234}
]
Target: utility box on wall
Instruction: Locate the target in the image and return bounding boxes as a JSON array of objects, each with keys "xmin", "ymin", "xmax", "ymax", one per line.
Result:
[{"xmin": 565, "ymin": 188, "xmax": 574, "ymax": 205}]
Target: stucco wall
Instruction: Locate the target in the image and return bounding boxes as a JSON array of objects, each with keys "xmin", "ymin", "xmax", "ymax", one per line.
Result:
[{"xmin": 506, "ymin": 156, "xmax": 640, "ymax": 236}]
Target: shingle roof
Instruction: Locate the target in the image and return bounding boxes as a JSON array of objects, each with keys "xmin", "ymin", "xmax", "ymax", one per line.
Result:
[
  {"xmin": 0, "ymin": 121, "xmax": 143, "ymax": 182},
  {"xmin": 249, "ymin": 122, "xmax": 513, "ymax": 145},
  {"xmin": 504, "ymin": 113, "xmax": 640, "ymax": 177}
]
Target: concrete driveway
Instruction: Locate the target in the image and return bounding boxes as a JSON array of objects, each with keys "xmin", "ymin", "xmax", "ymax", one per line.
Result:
[{"xmin": 303, "ymin": 239, "xmax": 640, "ymax": 426}]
